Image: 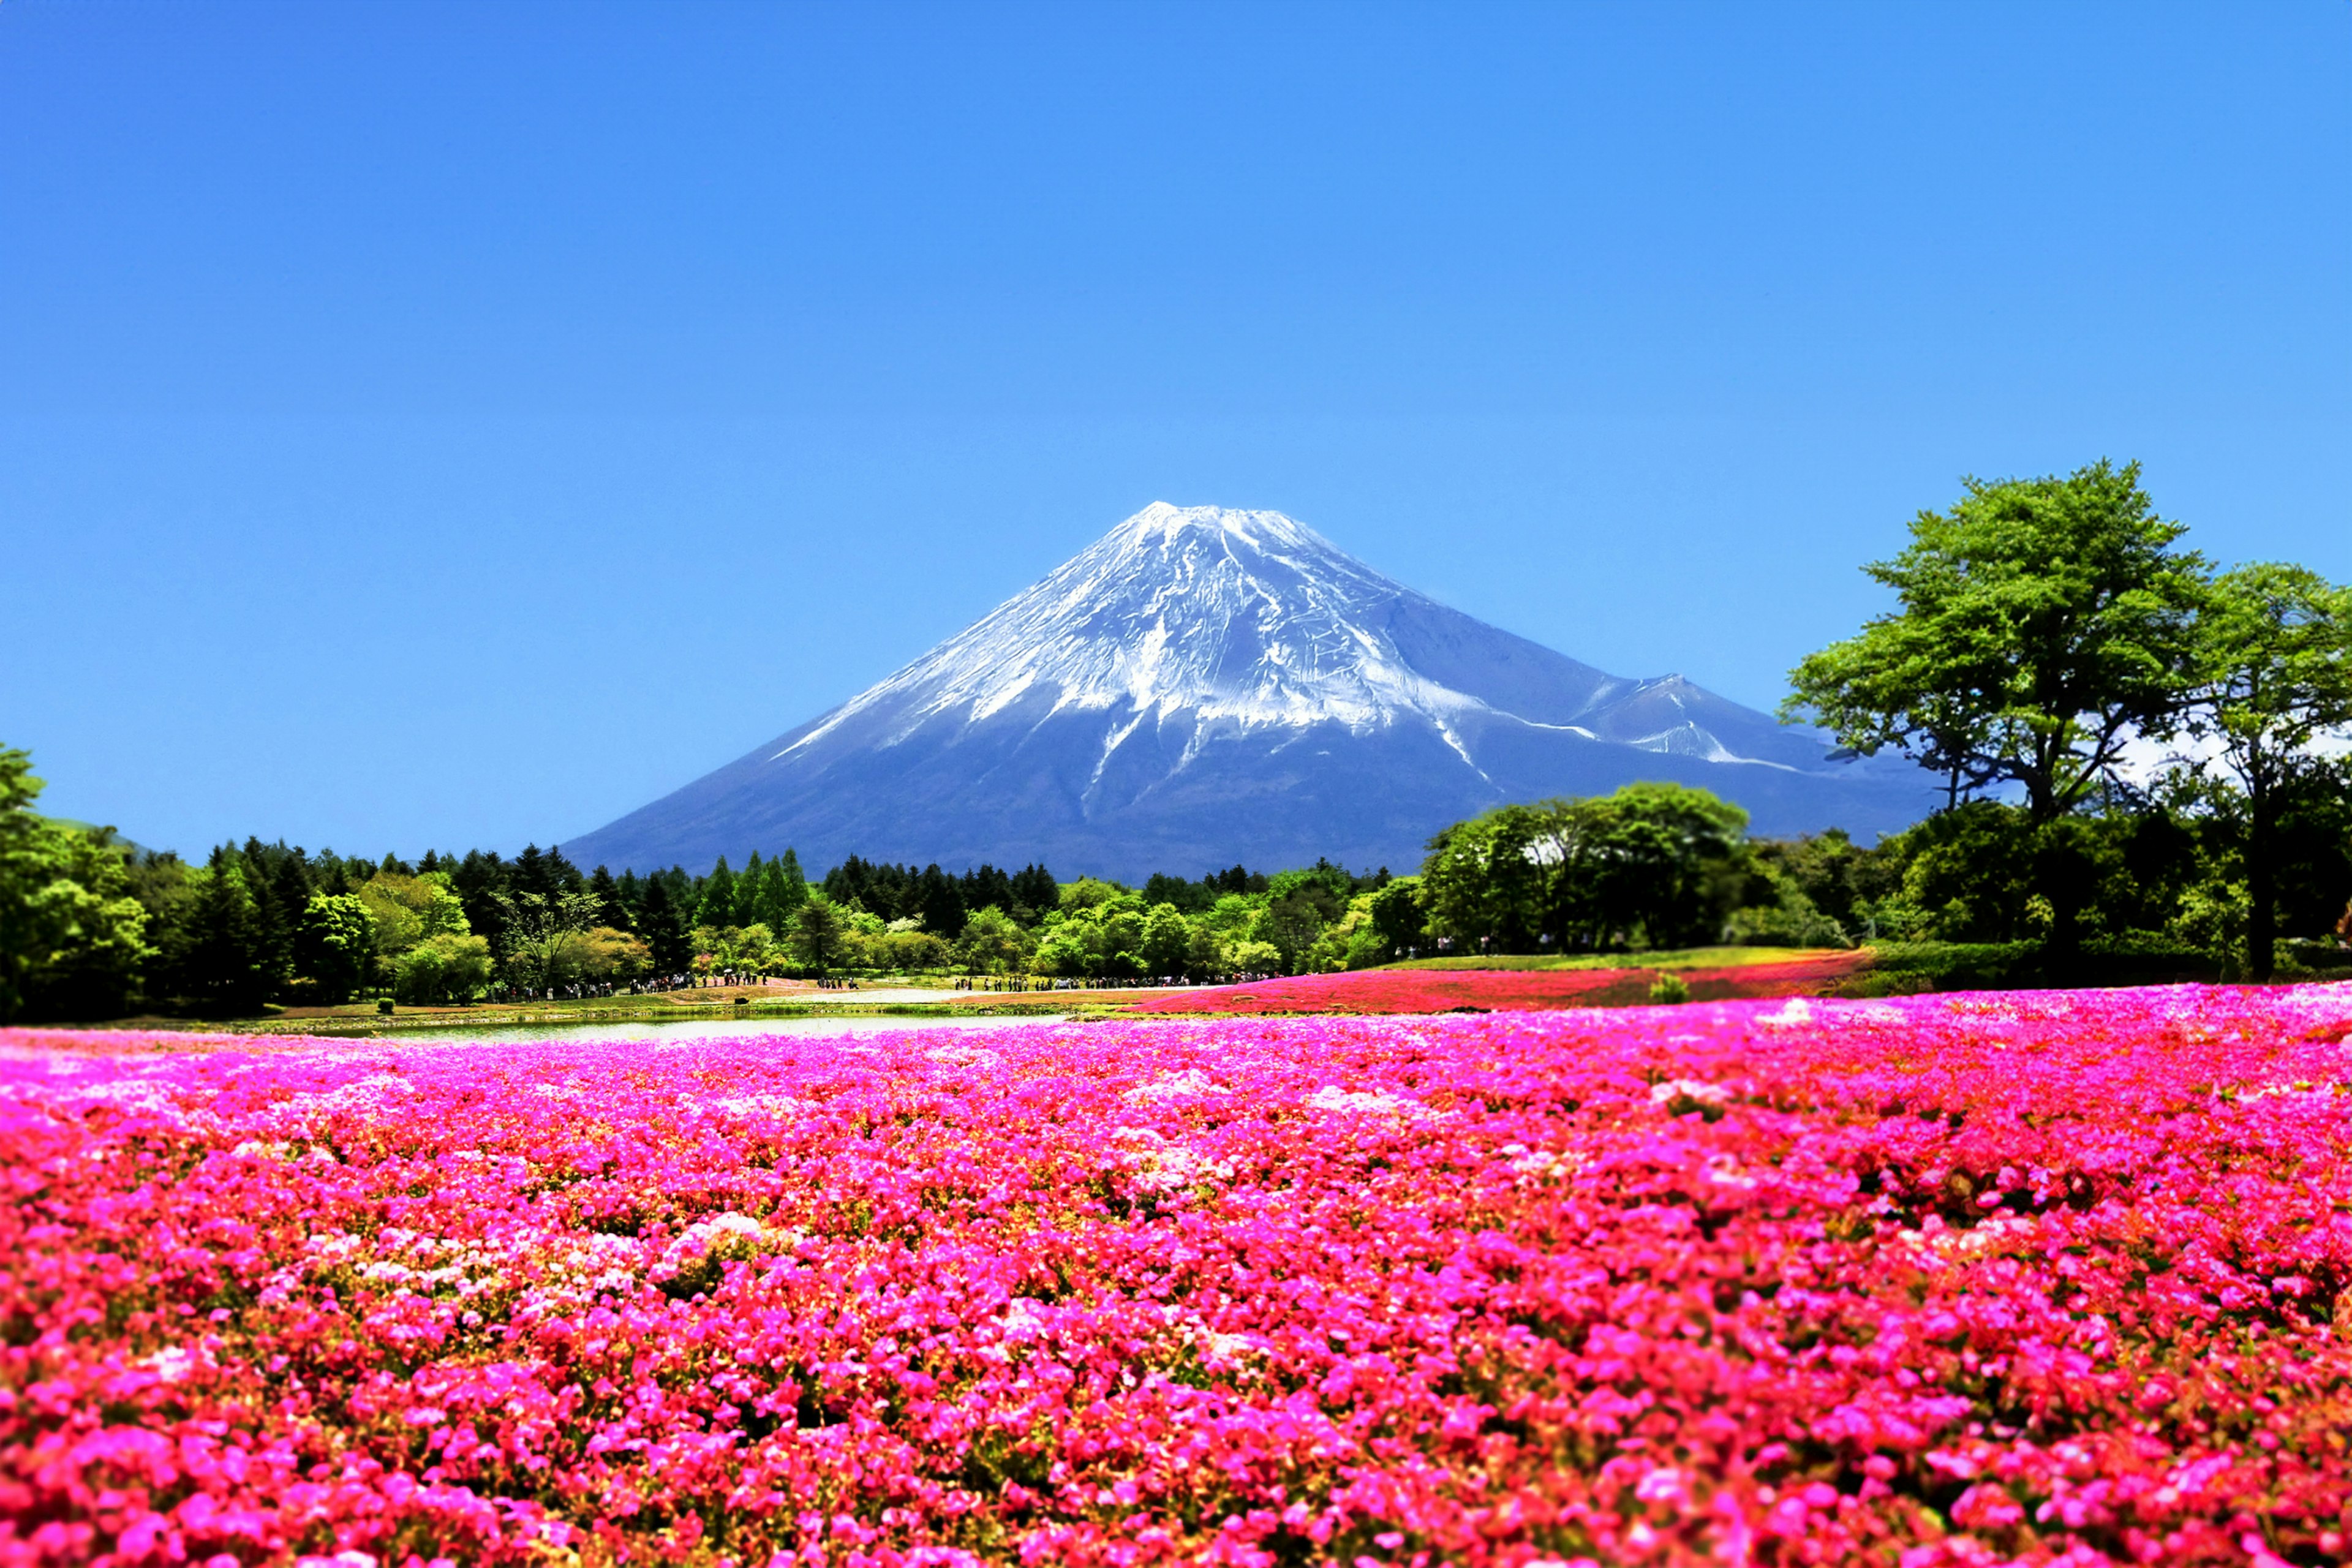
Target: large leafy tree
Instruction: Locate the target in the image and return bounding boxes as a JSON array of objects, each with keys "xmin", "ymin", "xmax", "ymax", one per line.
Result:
[
  {"xmin": 1422, "ymin": 783, "xmax": 1749, "ymax": 954},
  {"xmin": 2186, "ymin": 563, "xmax": 2352, "ymax": 979},
  {"xmin": 0, "ymin": 746, "xmax": 151, "ymax": 1022},
  {"xmin": 293, "ymin": 892, "xmax": 375, "ymax": 1004},
  {"xmin": 1785, "ymin": 460, "xmax": 2209, "ymax": 822},
  {"xmin": 494, "ymin": 888, "xmax": 605, "ymax": 990}
]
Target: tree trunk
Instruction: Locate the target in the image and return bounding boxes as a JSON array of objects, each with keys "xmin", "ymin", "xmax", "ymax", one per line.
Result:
[{"xmin": 2247, "ymin": 780, "xmax": 2275, "ymax": 983}]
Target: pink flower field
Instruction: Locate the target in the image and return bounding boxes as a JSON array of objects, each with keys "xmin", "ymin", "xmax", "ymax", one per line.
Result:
[
  {"xmin": 6, "ymin": 986, "xmax": 2352, "ymax": 1567},
  {"xmin": 1127, "ymin": 956, "xmax": 1872, "ymax": 1017}
]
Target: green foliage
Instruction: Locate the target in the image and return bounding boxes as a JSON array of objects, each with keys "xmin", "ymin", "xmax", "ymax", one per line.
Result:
[
  {"xmin": 1721, "ymin": 890, "xmax": 1849, "ymax": 949},
  {"xmin": 787, "ymin": 894, "xmax": 849, "ymax": 975},
  {"xmin": 1422, "ymin": 783, "xmax": 1750, "ymax": 954},
  {"xmin": 2184, "ymin": 562, "xmax": 2352, "ymax": 978},
  {"xmin": 1647, "ymin": 973, "xmax": 1691, "ymax": 1005},
  {"xmin": 952, "ymin": 905, "xmax": 1036, "ymax": 973},
  {"xmin": 1367, "ymin": 876, "xmax": 1430, "ymax": 960},
  {"xmin": 0, "ymin": 747, "xmax": 149, "ymax": 1023},
  {"xmin": 576, "ymin": 925, "xmax": 653, "ymax": 981},
  {"xmin": 494, "ymin": 888, "xmax": 605, "ymax": 988},
  {"xmin": 1785, "ymin": 459, "xmax": 2209, "ymax": 823},
  {"xmin": 696, "ymin": 857, "xmax": 739, "ymax": 931},
  {"xmin": 637, "ymin": 875, "xmax": 693, "ymax": 974},
  {"xmin": 293, "ymin": 893, "xmax": 374, "ymax": 1005},
  {"xmin": 165, "ymin": 849, "xmax": 279, "ymax": 1015},
  {"xmin": 391, "ymin": 932, "xmax": 494, "ymax": 1004},
  {"xmin": 866, "ymin": 927, "xmax": 952, "ymax": 972}
]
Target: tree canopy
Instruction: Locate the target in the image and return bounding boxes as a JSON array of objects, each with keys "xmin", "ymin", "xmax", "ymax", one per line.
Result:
[{"xmin": 1785, "ymin": 459, "xmax": 2208, "ymax": 821}]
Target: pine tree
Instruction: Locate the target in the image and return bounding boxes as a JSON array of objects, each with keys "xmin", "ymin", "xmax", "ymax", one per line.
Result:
[
  {"xmin": 588, "ymin": 865, "xmax": 624, "ymax": 929},
  {"xmin": 1011, "ymin": 863, "xmax": 1058, "ymax": 919},
  {"xmin": 454, "ymin": 851, "xmax": 511, "ymax": 957},
  {"xmin": 264, "ymin": 844, "xmax": 315, "ymax": 998},
  {"xmin": 171, "ymin": 848, "xmax": 276, "ymax": 1014},
  {"xmin": 615, "ymin": 869, "xmax": 643, "ymax": 931},
  {"xmin": 739, "ymin": 851, "xmax": 767, "ymax": 927},
  {"xmin": 696, "ymin": 856, "xmax": 737, "ymax": 930},
  {"xmin": 545, "ymin": 844, "xmax": 586, "ymax": 894},
  {"xmin": 640, "ymin": 876, "xmax": 692, "ymax": 974},
  {"xmin": 239, "ymin": 839, "xmax": 297, "ymax": 1002},
  {"xmin": 917, "ymin": 863, "xmax": 963, "ymax": 934},
  {"xmin": 777, "ymin": 849, "xmax": 809, "ymax": 908}
]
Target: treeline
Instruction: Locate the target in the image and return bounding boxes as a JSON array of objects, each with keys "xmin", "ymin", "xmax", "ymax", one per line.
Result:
[
  {"xmin": 1412, "ymin": 776, "xmax": 2352, "ymax": 976},
  {"xmin": 0, "ymin": 744, "xmax": 1397, "ymax": 1019}
]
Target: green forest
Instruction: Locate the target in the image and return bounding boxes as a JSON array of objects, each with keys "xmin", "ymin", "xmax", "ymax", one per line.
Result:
[{"xmin": 2, "ymin": 460, "xmax": 2346, "ymax": 1023}]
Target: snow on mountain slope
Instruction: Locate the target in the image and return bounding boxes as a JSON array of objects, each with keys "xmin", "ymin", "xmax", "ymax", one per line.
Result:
[{"xmin": 565, "ymin": 503, "xmax": 1939, "ymax": 877}]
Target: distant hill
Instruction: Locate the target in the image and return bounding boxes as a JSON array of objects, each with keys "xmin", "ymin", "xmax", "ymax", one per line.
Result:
[{"xmin": 567, "ymin": 503, "xmax": 1939, "ymax": 878}]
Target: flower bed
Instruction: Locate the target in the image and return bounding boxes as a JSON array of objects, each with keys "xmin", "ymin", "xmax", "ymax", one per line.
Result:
[
  {"xmin": 1127, "ymin": 952, "xmax": 1871, "ymax": 1016},
  {"xmin": 5, "ymin": 985, "xmax": 2352, "ymax": 1566}
]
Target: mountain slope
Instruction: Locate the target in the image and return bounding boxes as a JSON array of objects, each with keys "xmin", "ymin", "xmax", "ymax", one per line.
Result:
[{"xmin": 566, "ymin": 503, "xmax": 1937, "ymax": 876}]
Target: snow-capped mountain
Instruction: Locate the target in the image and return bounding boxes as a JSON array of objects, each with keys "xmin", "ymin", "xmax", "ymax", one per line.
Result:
[{"xmin": 565, "ymin": 503, "xmax": 1939, "ymax": 878}]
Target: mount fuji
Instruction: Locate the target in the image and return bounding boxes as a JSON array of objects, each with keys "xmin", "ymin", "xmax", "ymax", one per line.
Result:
[{"xmin": 566, "ymin": 503, "xmax": 1939, "ymax": 878}]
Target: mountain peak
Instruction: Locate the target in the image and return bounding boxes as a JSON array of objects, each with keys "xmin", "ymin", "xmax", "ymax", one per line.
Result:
[
  {"xmin": 1112, "ymin": 501, "xmax": 1327, "ymax": 551},
  {"xmin": 565, "ymin": 503, "xmax": 1939, "ymax": 876}
]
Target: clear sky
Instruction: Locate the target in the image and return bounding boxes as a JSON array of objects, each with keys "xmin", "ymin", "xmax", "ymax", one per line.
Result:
[{"xmin": 3, "ymin": 1, "xmax": 2345, "ymax": 861}]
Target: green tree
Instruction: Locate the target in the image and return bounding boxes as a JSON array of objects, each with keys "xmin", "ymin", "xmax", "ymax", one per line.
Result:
[
  {"xmin": 1787, "ymin": 460, "xmax": 2207, "ymax": 822},
  {"xmin": 638, "ymin": 874, "xmax": 693, "ymax": 975},
  {"xmin": 1366, "ymin": 876, "xmax": 1429, "ymax": 961},
  {"xmin": 495, "ymin": 888, "xmax": 605, "ymax": 989},
  {"xmin": 2185, "ymin": 563, "xmax": 2352, "ymax": 979},
  {"xmin": 393, "ymin": 932, "xmax": 495, "ymax": 1003},
  {"xmin": 0, "ymin": 748, "xmax": 150, "ymax": 1023},
  {"xmin": 787, "ymin": 894, "xmax": 849, "ymax": 975},
  {"xmin": 168, "ymin": 848, "xmax": 277, "ymax": 1014},
  {"xmin": 1421, "ymin": 804, "xmax": 1556, "ymax": 954},
  {"xmin": 587, "ymin": 865, "xmax": 627, "ymax": 929},
  {"xmin": 293, "ymin": 892, "xmax": 375, "ymax": 1003},
  {"xmin": 1139, "ymin": 903, "xmax": 1193, "ymax": 976},
  {"xmin": 696, "ymin": 856, "xmax": 738, "ymax": 931},
  {"xmin": 953, "ymin": 905, "xmax": 1036, "ymax": 973},
  {"xmin": 1423, "ymin": 785, "xmax": 1748, "ymax": 954},
  {"xmin": 737, "ymin": 851, "xmax": 767, "ymax": 927}
]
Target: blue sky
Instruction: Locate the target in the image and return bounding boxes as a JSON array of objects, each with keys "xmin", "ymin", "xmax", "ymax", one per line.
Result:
[{"xmin": 3, "ymin": 1, "xmax": 2345, "ymax": 861}]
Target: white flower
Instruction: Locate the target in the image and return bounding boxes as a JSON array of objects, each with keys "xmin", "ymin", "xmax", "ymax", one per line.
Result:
[
  {"xmin": 1305, "ymin": 1086, "xmax": 1430, "ymax": 1118},
  {"xmin": 1126, "ymin": 1068, "xmax": 1219, "ymax": 1102}
]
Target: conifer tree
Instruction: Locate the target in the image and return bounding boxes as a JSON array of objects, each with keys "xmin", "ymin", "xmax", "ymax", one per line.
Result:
[
  {"xmin": 739, "ymin": 851, "xmax": 767, "ymax": 927},
  {"xmin": 777, "ymin": 848, "xmax": 809, "ymax": 908},
  {"xmin": 545, "ymin": 845, "xmax": 586, "ymax": 893},
  {"xmin": 170, "ymin": 848, "xmax": 276, "ymax": 1014},
  {"xmin": 615, "ymin": 869, "xmax": 643, "ymax": 930},
  {"xmin": 639, "ymin": 875, "xmax": 692, "ymax": 974},
  {"xmin": 588, "ymin": 865, "xmax": 624, "ymax": 929},
  {"xmin": 696, "ymin": 856, "xmax": 737, "ymax": 930}
]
